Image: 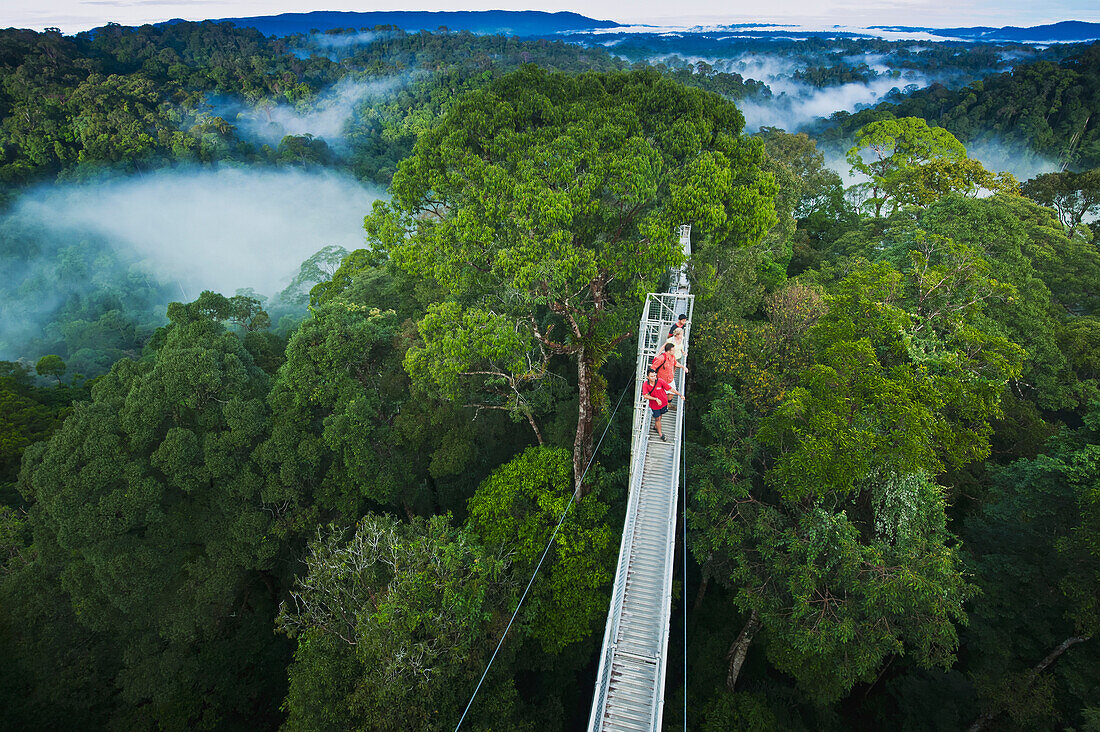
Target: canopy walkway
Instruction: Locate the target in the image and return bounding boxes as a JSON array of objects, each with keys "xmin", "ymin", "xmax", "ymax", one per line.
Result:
[{"xmin": 588, "ymin": 226, "xmax": 694, "ymax": 732}]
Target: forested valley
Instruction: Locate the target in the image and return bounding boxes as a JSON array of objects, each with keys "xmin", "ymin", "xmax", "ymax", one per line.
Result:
[{"xmin": 1, "ymin": 19, "xmax": 1098, "ymax": 731}]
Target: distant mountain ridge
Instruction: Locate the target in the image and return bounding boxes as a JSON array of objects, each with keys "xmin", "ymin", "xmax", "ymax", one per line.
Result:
[
  {"xmin": 872, "ymin": 20, "xmax": 1100, "ymax": 42},
  {"xmin": 173, "ymin": 10, "xmax": 621, "ymax": 37},
  {"xmin": 161, "ymin": 13, "xmax": 1099, "ymax": 44}
]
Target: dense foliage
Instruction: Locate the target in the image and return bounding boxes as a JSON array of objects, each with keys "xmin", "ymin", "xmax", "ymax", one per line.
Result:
[{"xmin": 818, "ymin": 42, "xmax": 1100, "ymax": 170}]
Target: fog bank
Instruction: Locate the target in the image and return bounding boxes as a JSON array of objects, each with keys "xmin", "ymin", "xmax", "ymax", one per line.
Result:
[
  {"xmin": 964, "ymin": 140, "xmax": 1063, "ymax": 182},
  {"xmin": 13, "ymin": 167, "xmax": 382, "ymax": 298},
  {"xmin": 646, "ymin": 52, "xmax": 928, "ymax": 132},
  {"xmin": 215, "ymin": 75, "xmax": 411, "ymax": 146}
]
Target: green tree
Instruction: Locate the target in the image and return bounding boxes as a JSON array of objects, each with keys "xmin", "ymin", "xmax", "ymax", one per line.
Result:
[
  {"xmin": 691, "ymin": 244, "xmax": 1023, "ymax": 702},
  {"xmin": 276, "ymin": 133, "xmax": 334, "ymax": 166},
  {"xmin": 915, "ymin": 194, "xmax": 1100, "ymax": 412},
  {"xmin": 0, "ymin": 362, "xmax": 67, "ymax": 504},
  {"xmin": 846, "ymin": 117, "xmax": 1017, "ymax": 217},
  {"xmin": 14, "ymin": 292, "xmax": 284, "ymax": 729},
  {"xmin": 369, "ymin": 66, "xmax": 776, "ymax": 496},
  {"xmin": 34, "ymin": 354, "xmax": 66, "ymax": 384},
  {"xmin": 64, "ymin": 74, "xmax": 170, "ymax": 168},
  {"xmin": 405, "ymin": 300, "xmax": 568, "ymax": 446},
  {"xmin": 258, "ymin": 300, "xmax": 410, "ymax": 524},
  {"xmin": 757, "ymin": 126, "xmax": 846, "ymax": 220},
  {"xmin": 466, "ymin": 446, "xmax": 616, "ymax": 654},
  {"xmin": 0, "ymin": 535, "xmax": 122, "ymax": 730},
  {"xmin": 1021, "ymin": 168, "xmax": 1100, "ymax": 229},
  {"xmin": 963, "ymin": 409, "xmax": 1100, "ymax": 730},
  {"xmin": 276, "ymin": 244, "xmax": 350, "ymax": 307},
  {"xmin": 260, "ymin": 249, "xmax": 535, "ymax": 525},
  {"xmin": 277, "ymin": 513, "xmax": 527, "ymax": 731},
  {"xmin": 227, "ymin": 293, "xmax": 271, "ymax": 332},
  {"xmin": 695, "ymin": 281, "xmax": 826, "ymax": 413}
]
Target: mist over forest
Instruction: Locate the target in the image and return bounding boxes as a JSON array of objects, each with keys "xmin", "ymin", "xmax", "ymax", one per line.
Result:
[
  {"xmin": 1, "ymin": 13, "xmax": 1099, "ymax": 732},
  {"xmin": 14, "ymin": 168, "xmax": 377, "ymax": 293},
  {"xmin": 210, "ymin": 74, "xmax": 413, "ymax": 145},
  {"xmin": 0, "ymin": 168, "xmax": 381, "ymax": 370}
]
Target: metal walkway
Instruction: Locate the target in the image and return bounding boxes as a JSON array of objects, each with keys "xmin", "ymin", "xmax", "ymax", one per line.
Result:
[{"xmin": 588, "ymin": 226, "xmax": 694, "ymax": 732}]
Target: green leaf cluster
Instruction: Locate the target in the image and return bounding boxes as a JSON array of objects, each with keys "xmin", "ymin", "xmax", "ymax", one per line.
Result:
[{"xmin": 277, "ymin": 513, "xmax": 525, "ymax": 732}]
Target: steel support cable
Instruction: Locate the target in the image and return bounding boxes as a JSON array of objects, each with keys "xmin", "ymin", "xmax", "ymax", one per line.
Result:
[{"xmin": 454, "ymin": 374, "xmax": 637, "ymax": 731}]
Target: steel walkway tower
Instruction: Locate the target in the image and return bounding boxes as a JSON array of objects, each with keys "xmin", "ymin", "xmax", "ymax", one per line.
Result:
[{"xmin": 588, "ymin": 225, "xmax": 693, "ymax": 732}]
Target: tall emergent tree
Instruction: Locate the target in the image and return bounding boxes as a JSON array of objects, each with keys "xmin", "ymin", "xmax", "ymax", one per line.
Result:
[
  {"xmin": 846, "ymin": 117, "xmax": 1017, "ymax": 217},
  {"xmin": 366, "ymin": 66, "xmax": 777, "ymax": 496}
]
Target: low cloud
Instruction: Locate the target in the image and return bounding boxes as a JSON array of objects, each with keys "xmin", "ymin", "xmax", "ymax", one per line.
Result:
[
  {"xmin": 821, "ymin": 149, "xmax": 862, "ymax": 188},
  {"xmin": 312, "ymin": 30, "xmax": 393, "ymax": 50},
  {"xmin": 722, "ymin": 53, "xmax": 803, "ymax": 84},
  {"xmin": 647, "ymin": 52, "xmax": 800, "ymax": 82},
  {"xmin": 0, "ymin": 166, "xmax": 384, "ymax": 364},
  {"xmin": 739, "ymin": 75, "xmax": 924, "ymax": 132},
  {"xmin": 291, "ymin": 30, "xmax": 400, "ymax": 61},
  {"xmin": 643, "ymin": 52, "xmax": 927, "ymax": 132},
  {"xmin": 212, "ymin": 75, "xmax": 411, "ymax": 147},
  {"xmin": 12, "ymin": 167, "xmax": 382, "ymax": 299},
  {"xmin": 963, "ymin": 139, "xmax": 1063, "ymax": 182}
]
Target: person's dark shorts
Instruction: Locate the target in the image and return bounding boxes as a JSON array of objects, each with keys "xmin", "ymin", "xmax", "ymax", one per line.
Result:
[{"xmin": 651, "ymin": 405, "xmax": 668, "ymax": 418}]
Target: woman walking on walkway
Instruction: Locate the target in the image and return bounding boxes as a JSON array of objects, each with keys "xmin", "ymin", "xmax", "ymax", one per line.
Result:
[{"xmin": 665, "ymin": 327, "xmax": 686, "ymax": 362}]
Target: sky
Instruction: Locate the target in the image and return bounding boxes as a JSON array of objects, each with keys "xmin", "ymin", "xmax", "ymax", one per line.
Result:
[{"xmin": 3, "ymin": 0, "xmax": 1098, "ymax": 36}]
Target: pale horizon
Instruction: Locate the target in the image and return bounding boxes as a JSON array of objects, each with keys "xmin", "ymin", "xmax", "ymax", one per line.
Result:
[{"xmin": 3, "ymin": 0, "xmax": 1099, "ymax": 36}]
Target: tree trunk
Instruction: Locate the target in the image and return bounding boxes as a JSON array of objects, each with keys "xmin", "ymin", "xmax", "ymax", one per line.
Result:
[
  {"xmin": 693, "ymin": 574, "xmax": 710, "ymax": 612},
  {"xmin": 968, "ymin": 635, "xmax": 1092, "ymax": 732},
  {"xmin": 526, "ymin": 412, "xmax": 545, "ymax": 447},
  {"xmin": 573, "ymin": 349, "xmax": 597, "ymax": 499},
  {"xmin": 726, "ymin": 610, "xmax": 760, "ymax": 692},
  {"xmin": 694, "ymin": 555, "xmax": 714, "ymax": 612}
]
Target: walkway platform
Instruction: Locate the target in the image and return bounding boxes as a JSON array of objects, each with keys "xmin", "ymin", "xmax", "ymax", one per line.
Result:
[{"xmin": 588, "ymin": 226, "xmax": 693, "ymax": 732}]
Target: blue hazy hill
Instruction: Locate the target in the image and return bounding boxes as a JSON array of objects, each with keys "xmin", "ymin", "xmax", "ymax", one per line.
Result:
[
  {"xmin": 180, "ymin": 10, "xmax": 621, "ymax": 37},
  {"xmin": 872, "ymin": 20, "xmax": 1100, "ymax": 42}
]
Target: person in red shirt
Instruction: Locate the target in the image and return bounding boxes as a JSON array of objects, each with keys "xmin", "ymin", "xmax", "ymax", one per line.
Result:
[
  {"xmin": 651, "ymin": 342, "xmax": 687, "ymax": 408},
  {"xmin": 641, "ymin": 367, "xmax": 684, "ymax": 442},
  {"xmin": 651, "ymin": 342, "xmax": 677, "ymax": 384}
]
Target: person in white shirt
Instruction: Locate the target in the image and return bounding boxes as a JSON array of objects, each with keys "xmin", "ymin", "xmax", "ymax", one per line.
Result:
[{"xmin": 665, "ymin": 326, "xmax": 686, "ymax": 363}]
